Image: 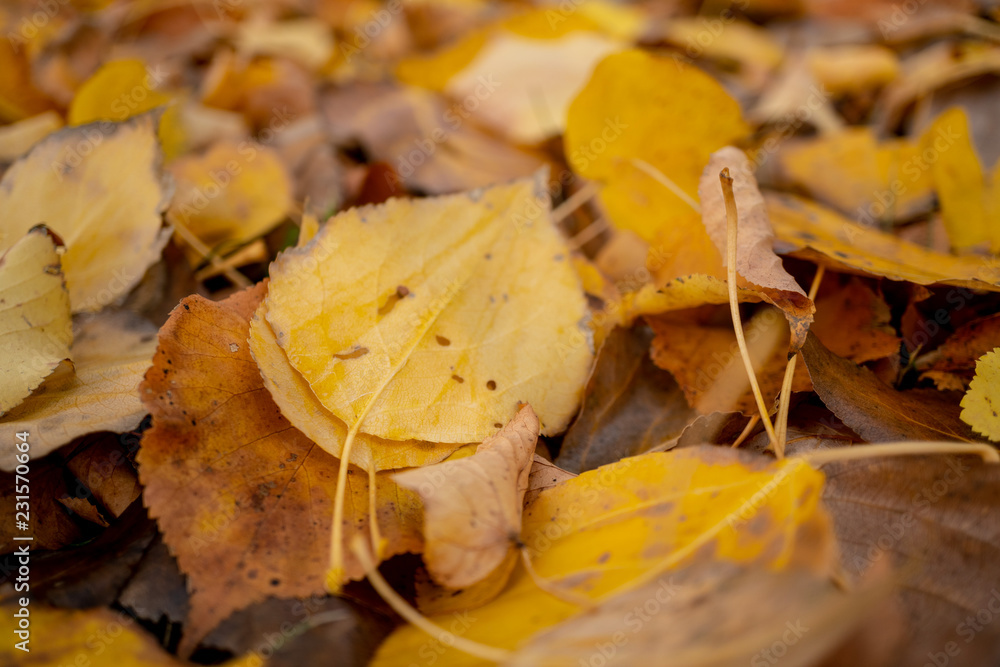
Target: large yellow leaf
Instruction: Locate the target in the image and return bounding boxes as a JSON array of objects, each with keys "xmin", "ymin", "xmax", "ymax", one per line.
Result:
[
  {"xmin": 0, "ymin": 114, "xmax": 172, "ymax": 312},
  {"xmin": 0, "ymin": 312, "xmax": 156, "ymax": 470},
  {"xmin": 264, "ymin": 172, "xmax": 594, "ymax": 444},
  {"xmin": 372, "ymin": 446, "xmax": 835, "ymax": 666},
  {"xmin": 249, "ymin": 299, "xmax": 463, "ymax": 470},
  {"xmin": 922, "ymin": 107, "xmax": 1000, "ymax": 252},
  {"xmin": 0, "ymin": 227, "xmax": 71, "ymax": 416},
  {"xmin": 565, "ymin": 49, "xmax": 749, "ymax": 281},
  {"xmin": 960, "ymin": 348, "xmax": 1000, "ymax": 442},
  {"xmin": 68, "ymin": 59, "xmax": 185, "ymax": 158},
  {"xmin": 766, "ymin": 192, "xmax": 1000, "ymax": 291}
]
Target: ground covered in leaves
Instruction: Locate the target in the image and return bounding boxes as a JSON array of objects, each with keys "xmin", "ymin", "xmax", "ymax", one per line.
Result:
[{"xmin": 3, "ymin": 0, "xmax": 1000, "ymax": 665}]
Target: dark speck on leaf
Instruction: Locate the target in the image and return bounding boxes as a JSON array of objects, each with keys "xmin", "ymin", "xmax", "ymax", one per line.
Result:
[{"xmin": 487, "ymin": 380, "xmax": 496, "ymax": 390}]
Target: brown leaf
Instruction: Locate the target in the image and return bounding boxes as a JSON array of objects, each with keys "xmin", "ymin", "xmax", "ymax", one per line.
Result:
[
  {"xmin": 138, "ymin": 284, "xmax": 423, "ymax": 652},
  {"xmin": 801, "ymin": 333, "xmax": 979, "ymax": 442},
  {"xmin": 394, "ymin": 405, "xmax": 538, "ymax": 589},
  {"xmin": 822, "ymin": 456, "xmax": 1000, "ymax": 666},
  {"xmin": 0, "ymin": 455, "xmax": 81, "ymax": 552},
  {"xmin": 917, "ymin": 313, "xmax": 1000, "ymax": 390},
  {"xmin": 699, "ymin": 146, "xmax": 815, "ymax": 349},
  {"xmin": 812, "ymin": 276, "xmax": 899, "ymax": 364},
  {"xmin": 63, "ymin": 434, "xmax": 141, "ymax": 519},
  {"xmin": 556, "ymin": 326, "xmax": 696, "ymax": 474}
]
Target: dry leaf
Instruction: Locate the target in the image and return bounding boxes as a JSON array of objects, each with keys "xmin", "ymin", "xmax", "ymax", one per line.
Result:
[
  {"xmin": 167, "ymin": 140, "xmax": 293, "ymax": 262},
  {"xmin": 373, "ymin": 446, "xmax": 835, "ymax": 666},
  {"xmin": 0, "ymin": 311, "xmax": 157, "ymax": 471},
  {"xmin": 394, "ymin": 405, "xmax": 538, "ymax": 589},
  {"xmin": 700, "ymin": 146, "xmax": 814, "ymax": 349},
  {"xmin": 0, "ymin": 110, "xmax": 62, "ymax": 162},
  {"xmin": 264, "ymin": 173, "xmax": 593, "ymax": 445},
  {"xmin": 249, "ymin": 300, "xmax": 461, "ymax": 470},
  {"xmin": 776, "ymin": 127, "xmax": 933, "ymax": 222},
  {"xmin": 918, "ymin": 313, "xmax": 1000, "ymax": 390},
  {"xmin": 811, "ymin": 277, "xmax": 899, "ymax": 364},
  {"xmin": 565, "ymin": 49, "xmax": 749, "ymax": 280},
  {"xmin": 557, "ymin": 326, "xmax": 695, "ymax": 473},
  {"xmin": 509, "ymin": 562, "xmax": 892, "ymax": 667},
  {"xmin": 922, "ymin": 106, "xmax": 1000, "ymax": 252},
  {"xmin": 960, "ymin": 348, "xmax": 1000, "ymax": 441},
  {"xmin": 138, "ymin": 285, "xmax": 423, "ymax": 650},
  {"xmin": 767, "ymin": 192, "xmax": 1000, "ymax": 291},
  {"xmin": 801, "ymin": 333, "xmax": 978, "ymax": 442},
  {"xmin": 0, "ymin": 227, "xmax": 71, "ymax": 416},
  {"xmin": 0, "ymin": 114, "xmax": 173, "ymax": 312},
  {"xmin": 823, "ymin": 456, "xmax": 1000, "ymax": 666}
]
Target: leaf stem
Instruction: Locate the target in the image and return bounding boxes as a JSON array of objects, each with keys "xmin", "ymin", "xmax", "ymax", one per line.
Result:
[
  {"xmin": 720, "ymin": 169, "xmax": 778, "ymax": 448},
  {"xmin": 800, "ymin": 441, "xmax": 999, "ymax": 465},
  {"xmin": 351, "ymin": 537, "xmax": 512, "ymax": 663},
  {"xmin": 632, "ymin": 159, "xmax": 701, "ymax": 213}
]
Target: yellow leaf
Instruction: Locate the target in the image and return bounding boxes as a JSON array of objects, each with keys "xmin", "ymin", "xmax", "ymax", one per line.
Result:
[
  {"xmin": 167, "ymin": 141, "xmax": 293, "ymax": 258},
  {"xmin": 0, "ymin": 114, "xmax": 172, "ymax": 312},
  {"xmin": 777, "ymin": 127, "xmax": 933, "ymax": 222},
  {"xmin": 0, "ymin": 227, "xmax": 72, "ymax": 416},
  {"xmin": 394, "ymin": 405, "xmax": 538, "ymax": 588},
  {"xmin": 398, "ymin": 8, "xmax": 627, "ymax": 143},
  {"xmin": 922, "ymin": 106, "xmax": 1000, "ymax": 252},
  {"xmin": 622, "ymin": 275, "xmax": 764, "ymax": 322},
  {"xmin": 0, "ymin": 312, "xmax": 156, "ymax": 470},
  {"xmin": 372, "ymin": 447, "xmax": 834, "ymax": 666},
  {"xmin": 564, "ymin": 49, "xmax": 749, "ymax": 280},
  {"xmin": 960, "ymin": 348, "xmax": 1000, "ymax": 442},
  {"xmin": 807, "ymin": 44, "xmax": 899, "ymax": 94},
  {"xmin": 264, "ymin": 172, "xmax": 594, "ymax": 445},
  {"xmin": 766, "ymin": 192, "xmax": 1000, "ymax": 291},
  {"xmin": 236, "ymin": 17, "xmax": 334, "ymax": 71},
  {"xmin": 249, "ymin": 299, "xmax": 463, "ymax": 470},
  {"xmin": 0, "ymin": 110, "xmax": 62, "ymax": 162},
  {"xmin": 68, "ymin": 59, "xmax": 185, "ymax": 159},
  {"xmin": 0, "ymin": 604, "xmax": 190, "ymax": 666},
  {"xmin": 664, "ymin": 19, "xmax": 783, "ymax": 73}
]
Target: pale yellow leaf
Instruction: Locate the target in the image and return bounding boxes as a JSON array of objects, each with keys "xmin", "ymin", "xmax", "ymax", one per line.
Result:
[{"xmin": 0, "ymin": 227, "xmax": 72, "ymax": 416}]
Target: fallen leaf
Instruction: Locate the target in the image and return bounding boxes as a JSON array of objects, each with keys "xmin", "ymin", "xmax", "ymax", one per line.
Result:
[
  {"xmin": 68, "ymin": 58, "xmax": 184, "ymax": 159},
  {"xmin": 960, "ymin": 348, "xmax": 1000, "ymax": 441},
  {"xmin": 167, "ymin": 140, "xmax": 293, "ymax": 261},
  {"xmin": 917, "ymin": 313, "xmax": 1000, "ymax": 390},
  {"xmin": 767, "ymin": 192, "xmax": 1000, "ymax": 291},
  {"xmin": 922, "ymin": 106, "xmax": 1000, "ymax": 252},
  {"xmin": 118, "ymin": 537, "xmax": 189, "ymax": 625},
  {"xmin": 0, "ymin": 311, "xmax": 158, "ymax": 471},
  {"xmin": 0, "ymin": 113, "xmax": 173, "ymax": 312},
  {"xmin": 811, "ymin": 276, "xmax": 899, "ymax": 364},
  {"xmin": 700, "ymin": 146, "xmax": 815, "ymax": 348},
  {"xmin": 0, "ymin": 226, "xmax": 72, "ymax": 415},
  {"xmin": 0, "ymin": 110, "xmax": 62, "ymax": 162},
  {"xmin": 649, "ymin": 306, "xmax": 809, "ymax": 415},
  {"xmin": 372, "ymin": 446, "xmax": 836, "ymax": 666},
  {"xmin": 801, "ymin": 333, "xmax": 978, "ymax": 442},
  {"xmin": 807, "ymin": 44, "xmax": 899, "ymax": 94},
  {"xmin": 822, "ymin": 456, "xmax": 1000, "ymax": 666},
  {"xmin": 776, "ymin": 127, "xmax": 933, "ymax": 222},
  {"xmin": 249, "ymin": 299, "xmax": 461, "ymax": 469},
  {"xmin": 0, "ymin": 604, "xmax": 192, "ymax": 667},
  {"xmin": 556, "ymin": 326, "xmax": 695, "ymax": 473},
  {"xmin": 509, "ymin": 562, "xmax": 892, "ymax": 667},
  {"xmin": 138, "ymin": 285, "xmax": 423, "ymax": 650},
  {"xmin": 565, "ymin": 49, "xmax": 749, "ymax": 280},
  {"xmin": 621, "ymin": 274, "xmax": 764, "ymax": 322},
  {"xmin": 394, "ymin": 405, "xmax": 538, "ymax": 589},
  {"xmin": 323, "ymin": 83, "xmax": 543, "ymax": 194},
  {"xmin": 264, "ymin": 173, "xmax": 593, "ymax": 445},
  {"xmin": 235, "ymin": 18, "xmax": 335, "ymax": 72},
  {"xmin": 63, "ymin": 433, "xmax": 141, "ymax": 518}
]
